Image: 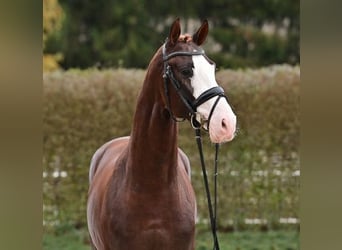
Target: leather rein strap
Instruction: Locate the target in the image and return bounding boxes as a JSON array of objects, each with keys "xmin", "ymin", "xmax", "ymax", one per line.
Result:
[
  {"xmin": 162, "ymin": 42, "xmax": 222, "ymax": 250},
  {"xmin": 195, "ymin": 128, "xmax": 220, "ymax": 250}
]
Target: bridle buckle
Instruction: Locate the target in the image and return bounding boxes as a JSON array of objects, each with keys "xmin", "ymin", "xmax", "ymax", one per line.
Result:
[{"xmin": 190, "ymin": 112, "xmax": 209, "ymax": 131}]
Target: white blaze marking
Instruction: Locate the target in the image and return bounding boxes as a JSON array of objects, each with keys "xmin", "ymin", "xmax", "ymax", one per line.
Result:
[
  {"xmin": 191, "ymin": 56, "xmax": 217, "ymax": 99},
  {"xmin": 190, "ymin": 55, "xmax": 225, "ymax": 118},
  {"xmin": 191, "ymin": 55, "xmax": 237, "ymax": 143}
]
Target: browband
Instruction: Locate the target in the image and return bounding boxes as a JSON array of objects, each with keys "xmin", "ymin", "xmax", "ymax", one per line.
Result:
[{"xmin": 162, "ymin": 43, "xmax": 205, "ymax": 62}]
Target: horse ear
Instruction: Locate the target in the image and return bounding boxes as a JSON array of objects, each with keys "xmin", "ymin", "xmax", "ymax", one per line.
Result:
[
  {"xmin": 168, "ymin": 18, "xmax": 181, "ymax": 47},
  {"xmin": 192, "ymin": 19, "xmax": 209, "ymax": 46}
]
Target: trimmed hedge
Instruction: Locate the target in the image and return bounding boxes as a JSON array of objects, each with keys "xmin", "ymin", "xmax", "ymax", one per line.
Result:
[{"xmin": 43, "ymin": 65, "xmax": 299, "ymax": 232}]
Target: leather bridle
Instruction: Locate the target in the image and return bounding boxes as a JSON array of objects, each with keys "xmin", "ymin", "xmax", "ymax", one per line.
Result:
[
  {"xmin": 162, "ymin": 42, "xmax": 227, "ymax": 130},
  {"xmin": 162, "ymin": 41, "xmax": 224, "ymax": 250}
]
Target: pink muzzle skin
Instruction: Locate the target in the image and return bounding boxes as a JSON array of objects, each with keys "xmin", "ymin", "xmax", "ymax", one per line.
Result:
[{"xmin": 208, "ymin": 99, "xmax": 237, "ymax": 143}]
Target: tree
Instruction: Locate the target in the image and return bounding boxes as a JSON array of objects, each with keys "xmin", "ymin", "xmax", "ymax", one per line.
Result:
[
  {"xmin": 57, "ymin": 0, "xmax": 162, "ymax": 69},
  {"xmin": 43, "ymin": 0, "xmax": 64, "ymax": 71},
  {"xmin": 44, "ymin": 0, "xmax": 299, "ymax": 69},
  {"xmin": 195, "ymin": 0, "xmax": 299, "ymax": 68}
]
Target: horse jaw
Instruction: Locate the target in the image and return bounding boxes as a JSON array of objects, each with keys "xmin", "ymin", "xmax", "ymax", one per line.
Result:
[{"xmin": 191, "ymin": 55, "xmax": 237, "ymax": 143}]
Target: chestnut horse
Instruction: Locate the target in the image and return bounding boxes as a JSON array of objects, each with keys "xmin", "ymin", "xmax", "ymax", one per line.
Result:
[{"xmin": 87, "ymin": 19, "xmax": 236, "ymax": 250}]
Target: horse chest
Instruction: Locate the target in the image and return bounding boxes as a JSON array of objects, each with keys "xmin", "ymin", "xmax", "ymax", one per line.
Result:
[{"xmin": 106, "ymin": 189, "xmax": 195, "ymax": 249}]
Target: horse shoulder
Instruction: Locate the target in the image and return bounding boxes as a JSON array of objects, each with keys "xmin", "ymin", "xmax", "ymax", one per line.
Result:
[
  {"xmin": 89, "ymin": 136, "xmax": 130, "ymax": 183},
  {"xmin": 87, "ymin": 136, "xmax": 129, "ymax": 249}
]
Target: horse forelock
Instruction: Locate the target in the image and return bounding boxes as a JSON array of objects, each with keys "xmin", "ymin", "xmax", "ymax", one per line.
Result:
[{"xmin": 178, "ymin": 34, "xmax": 192, "ymax": 43}]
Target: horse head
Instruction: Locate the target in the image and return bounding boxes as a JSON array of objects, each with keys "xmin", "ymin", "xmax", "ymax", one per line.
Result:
[{"xmin": 162, "ymin": 18, "xmax": 237, "ymax": 143}]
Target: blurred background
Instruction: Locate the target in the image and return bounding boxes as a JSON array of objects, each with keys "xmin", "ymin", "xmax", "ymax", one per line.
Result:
[
  {"xmin": 43, "ymin": 0, "xmax": 299, "ymax": 249},
  {"xmin": 43, "ymin": 0, "xmax": 299, "ymax": 71}
]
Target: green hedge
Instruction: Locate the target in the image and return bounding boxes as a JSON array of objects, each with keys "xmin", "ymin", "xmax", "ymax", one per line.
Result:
[{"xmin": 43, "ymin": 65, "xmax": 299, "ymax": 232}]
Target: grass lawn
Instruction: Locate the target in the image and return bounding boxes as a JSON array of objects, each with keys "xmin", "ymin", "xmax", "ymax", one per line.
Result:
[
  {"xmin": 43, "ymin": 228, "xmax": 299, "ymax": 250},
  {"xmin": 196, "ymin": 230, "xmax": 299, "ymax": 250}
]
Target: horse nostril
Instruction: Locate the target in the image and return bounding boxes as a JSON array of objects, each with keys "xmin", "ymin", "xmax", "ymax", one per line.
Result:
[{"xmin": 221, "ymin": 119, "xmax": 227, "ymax": 129}]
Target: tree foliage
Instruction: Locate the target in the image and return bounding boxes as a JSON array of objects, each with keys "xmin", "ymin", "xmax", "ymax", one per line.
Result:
[
  {"xmin": 43, "ymin": 0, "xmax": 299, "ymax": 69},
  {"xmin": 43, "ymin": 0, "xmax": 64, "ymax": 45},
  {"xmin": 43, "ymin": 0, "xmax": 65, "ymax": 71}
]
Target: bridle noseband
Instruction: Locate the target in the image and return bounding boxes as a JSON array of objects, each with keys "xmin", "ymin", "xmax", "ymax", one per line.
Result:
[{"xmin": 162, "ymin": 43, "xmax": 227, "ymax": 130}]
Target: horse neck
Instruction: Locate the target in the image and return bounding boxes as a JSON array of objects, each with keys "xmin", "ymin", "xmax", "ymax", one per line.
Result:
[{"xmin": 126, "ymin": 48, "xmax": 179, "ymax": 189}]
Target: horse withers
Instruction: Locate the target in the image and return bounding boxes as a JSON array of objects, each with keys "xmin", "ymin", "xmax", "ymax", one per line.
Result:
[{"xmin": 87, "ymin": 18, "xmax": 236, "ymax": 250}]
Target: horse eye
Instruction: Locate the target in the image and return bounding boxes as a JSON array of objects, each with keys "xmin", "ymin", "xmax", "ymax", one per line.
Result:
[{"xmin": 181, "ymin": 69, "xmax": 193, "ymax": 78}]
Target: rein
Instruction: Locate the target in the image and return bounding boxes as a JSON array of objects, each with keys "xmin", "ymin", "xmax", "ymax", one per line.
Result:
[
  {"xmin": 195, "ymin": 128, "xmax": 220, "ymax": 250},
  {"xmin": 162, "ymin": 42, "xmax": 225, "ymax": 250}
]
